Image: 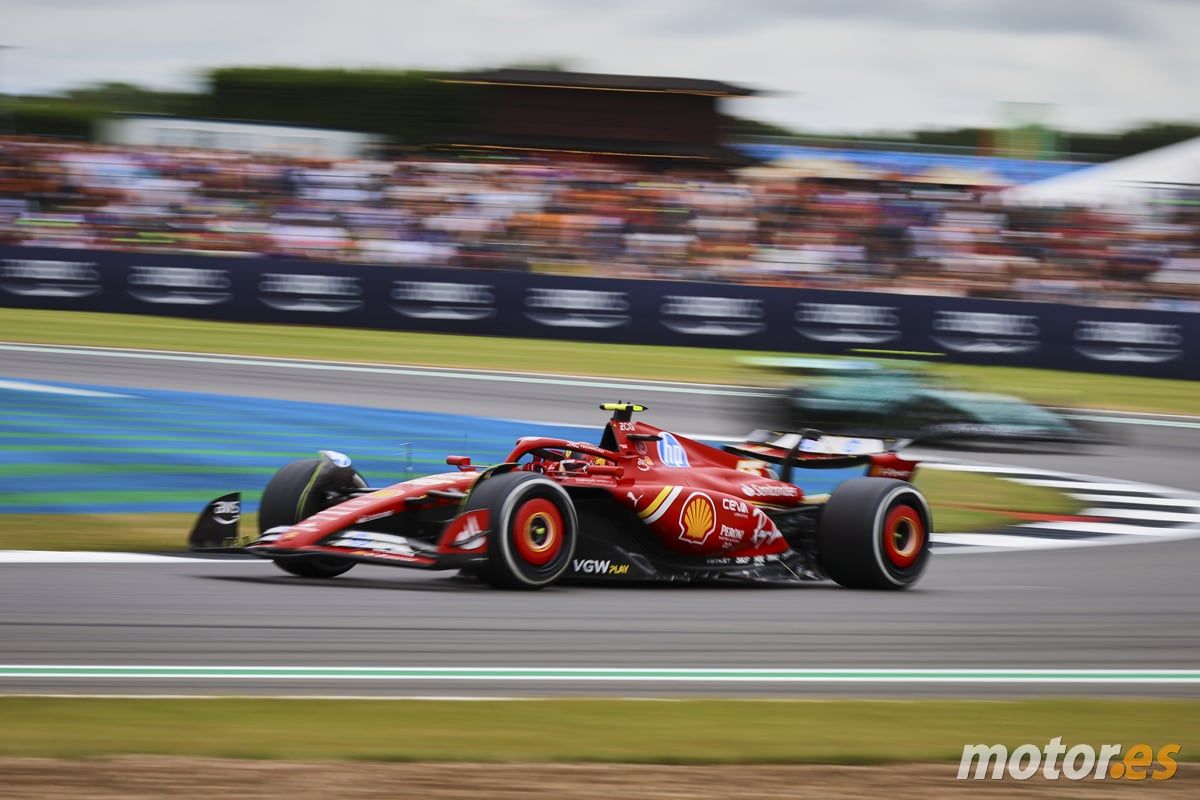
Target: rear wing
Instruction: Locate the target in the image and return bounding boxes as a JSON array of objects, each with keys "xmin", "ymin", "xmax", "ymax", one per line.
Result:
[{"xmin": 724, "ymin": 430, "xmax": 919, "ymax": 482}]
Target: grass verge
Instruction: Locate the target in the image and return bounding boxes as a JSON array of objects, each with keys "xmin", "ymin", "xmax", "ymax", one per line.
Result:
[
  {"xmin": 2, "ymin": 308, "xmax": 1198, "ymax": 414},
  {"xmin": 0, "ymin": 512, "xmax": 254, "ymax": 552},
  {"xmin": 0, "ymin": 471, "xmax": 1074, "ymax": 550},
  {"xmin": 0, "ymin": 697, "xmax": 1194, "ymax": 763},
  {"xmin": 913, "ymin": 468, "xmax": 1082, "ymax": 532}
]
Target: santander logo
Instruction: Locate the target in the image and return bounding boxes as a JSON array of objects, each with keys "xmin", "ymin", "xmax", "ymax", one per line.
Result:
[{"xmin": 741, "ymin": 483, "xmax": 799, "ymax": 499}]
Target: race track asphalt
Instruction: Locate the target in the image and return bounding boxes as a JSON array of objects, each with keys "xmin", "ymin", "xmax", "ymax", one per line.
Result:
[{"xmin": 2, "ymin": 343, "xmax": 1199, "ymax": 697}]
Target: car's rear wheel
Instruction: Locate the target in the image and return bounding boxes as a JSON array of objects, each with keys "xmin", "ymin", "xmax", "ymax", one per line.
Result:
[
  {"xmin": 463, "ymin": 471, "xmax": 577, "ymax": 590},
  {"xmin": 817, "ymin": 477, "xmax": 931, "ymax": 590},
  {"xmin": 259, "ymin": 457, "xmax": 363, "ymax": 579}
]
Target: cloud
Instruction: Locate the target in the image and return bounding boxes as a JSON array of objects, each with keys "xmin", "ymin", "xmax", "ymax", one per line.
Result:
[
  {"xmin": 650, "ymin": 0, "xmax": 1156, "ymax": 38},
  {"xmin": 2, "ymin": 0, "xmax": 1198, "ymax": 133}
]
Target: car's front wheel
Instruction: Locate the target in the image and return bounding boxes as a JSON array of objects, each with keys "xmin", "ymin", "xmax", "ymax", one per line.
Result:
[
  {"xmin": 259, "ymin": 457, "xmax": 363, "ymax": 579},
  {"xmin": 462, "ymin": 471, "xmax": 578, "ymax": 590}
]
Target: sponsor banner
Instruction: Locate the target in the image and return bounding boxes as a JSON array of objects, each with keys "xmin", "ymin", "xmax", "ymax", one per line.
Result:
[
  {"xmin": 259, "ymin": 272, "xmax": 362, "ymax": 313},
  {"xmin": 525, "ymin": 287, "xmax": 630, "ymax": 328},
  {"xmin": 127, "ymin": 265, "xmax": 232, "ymax": 306},
  {"xmin": 660, "ymin": 294, "xmax": 766, "ymax": 336},
  {"xmin": 0, "ymin": 257, "xmax": 101, "ymax": 298},
  {"xmin": 1073, "ymin": 319, "xmax": 1183, "ymax": 364},
  {"xmin": 931, "ymin": 310, "xmax": 1039, "ymax": 354},
  {"xmin": 392, "ymin": 281, "xmax": 495, "ymax": 321},
  {"xmin": 795, "ymin": 302, "xmax": 899, "ymax": 344},
  {"xmin": 1, "ymin": 245, "xmax": 1197, "ymax": 379}
]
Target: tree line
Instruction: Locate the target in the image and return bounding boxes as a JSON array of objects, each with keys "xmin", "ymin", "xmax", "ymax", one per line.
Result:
[{"xmin": 5, "ymin": 67, "xmax": 1198, "ymax": 161}]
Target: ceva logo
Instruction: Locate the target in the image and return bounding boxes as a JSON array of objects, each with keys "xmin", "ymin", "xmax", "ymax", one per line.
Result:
[{"xmin": 657, "ymin": 433, "xmax": 690, "ymax": 468}]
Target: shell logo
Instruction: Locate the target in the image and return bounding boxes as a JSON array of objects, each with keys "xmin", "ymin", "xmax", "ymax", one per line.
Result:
[{"xmin": 679, "ymin": 492, "xmax": 716, "ymax": 545}]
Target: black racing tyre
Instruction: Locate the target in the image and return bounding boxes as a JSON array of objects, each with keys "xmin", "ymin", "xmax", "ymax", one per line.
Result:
[
  {"xmin": 817, "ymin": 477, "xmax": 931, "ymax": 590},
  {"xmin": 463, "ymin": 471, "xmax": 578, "ymax": 590},
  {"xmin": 259, "ymin": 457, "xmax": 363, "ymax": 579}
]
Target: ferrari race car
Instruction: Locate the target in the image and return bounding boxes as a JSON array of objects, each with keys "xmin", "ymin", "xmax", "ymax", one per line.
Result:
[{"xmin": 189, "ymin": 403, "xmax": 932, "ymax": 590}]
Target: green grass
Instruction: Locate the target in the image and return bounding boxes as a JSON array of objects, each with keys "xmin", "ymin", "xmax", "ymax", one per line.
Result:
[
  {"xmin": 0, "ymin": 470, "xmax": 1074, "ymax": 551},
  {"xmin": 0, "ymin": 697, "xmax": 1193, "ymax": 763},
  {"xmin": 913, "ymin": 468, "xmax": 1082, "ymax": 532},
  {"xmin": 0, "ymin": 512, "xmax": 254, "ymax": 552},
  {"xmin": 2, "ymin": 308, "xmax": 1198, "ymax": 413}
]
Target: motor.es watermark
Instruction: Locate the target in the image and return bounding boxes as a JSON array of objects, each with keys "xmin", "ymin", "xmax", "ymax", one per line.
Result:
[{"xmin": 958, "ymin": 737, "xmax": 1180, "ymax": 781}]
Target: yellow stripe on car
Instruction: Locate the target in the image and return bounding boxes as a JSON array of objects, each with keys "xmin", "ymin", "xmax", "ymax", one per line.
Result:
[{"xmin": 638, "ymin": 486, "xmax": 675, "ymax": 519}]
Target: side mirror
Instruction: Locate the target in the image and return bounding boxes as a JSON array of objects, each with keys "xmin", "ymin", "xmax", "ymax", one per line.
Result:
[{"xmin": 446, "ymin": 455, "xmax": 475, "ymax": 472}]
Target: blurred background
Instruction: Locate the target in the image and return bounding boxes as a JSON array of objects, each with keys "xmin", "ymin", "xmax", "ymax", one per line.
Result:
[
  {"xmin": 0, "ymin": 1, "xmax": 1199, "ymax": 309},
  {"xmin": 1, "ymin": 74, "xmax": 1199, "ymax": 308},
  {"xmin": 2, "ymin": 3, "xmax": 1200, "ymax": 796}
]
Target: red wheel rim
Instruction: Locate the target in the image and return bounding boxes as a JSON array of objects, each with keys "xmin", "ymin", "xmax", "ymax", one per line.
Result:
[
  {"xmin": 882, "ymin": 505, "xmax": 924, "ymax": 569},
  {"xmin": 512, "ymin": 497, "xmax": 563, "ymax": 567}
]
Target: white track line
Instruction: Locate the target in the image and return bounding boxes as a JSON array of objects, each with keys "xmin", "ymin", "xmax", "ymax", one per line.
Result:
[
  {"xmin": 0, "ymin": 551, "xmax": 256, "ymax": 564},
  {"xmin": 931, "ymin": 533, "xmax": 1097, "ymax": 549},
  {"xmin": 1010, "ymin": 479, "xmax": 1166, "ymax": 493},
  {"xmin": 1068, "ymin": 494, "xmax": 1200, "ymax": 507},
  {"xmin": 0, "ymin": 693, "xmax": 545, "ymax": 701},
  {"xmin": 0, "ymin": 665, "xmax": 1197, "ymax": 684},
  {"xmin": 1014, "ymin": 521, "xmax": 1200, "ymax": 537},
  {"xmin": 1066, "ymin": 414, "xmax": 1200, "ymax": 429},
  {"xmin": 0, "ymin": 343, "xmax": 772, "ymax": 398},
  {"xmin": 0, "ymin": 379, "xmax": 132, "ymax": 398},
  {"xmin": 920, "ymin": 463, "xmax": 1064, "ymax": 477},
  {"xmin": 1075, "ymin": 508, "xmax": 1200, "ymax": 524},
  {"xmin": 1054, "ymin": 408, "xmax": 1200, "ymax": 421},
  {"xmin": 919, "ymin": 453, "xmax": 1200, "ymax": 552}
]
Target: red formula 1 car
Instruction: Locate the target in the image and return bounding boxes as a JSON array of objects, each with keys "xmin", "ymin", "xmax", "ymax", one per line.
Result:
[{"xmin": 190, "ymin": 404, "xmax": 932, "ymax": 590}]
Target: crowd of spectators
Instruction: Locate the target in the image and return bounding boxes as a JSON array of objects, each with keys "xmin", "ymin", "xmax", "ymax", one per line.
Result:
[{"xmin": 1, "ymin": 136, "xmax": 1198, "ymax": 311}]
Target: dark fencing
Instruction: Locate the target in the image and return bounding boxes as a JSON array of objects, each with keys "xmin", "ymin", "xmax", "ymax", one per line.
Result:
[{"xmin": 1, "ymin": 245, "xmax": 1196, "ymax": 379}]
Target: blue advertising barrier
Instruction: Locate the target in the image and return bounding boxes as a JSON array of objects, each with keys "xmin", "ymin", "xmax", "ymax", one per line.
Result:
[{"xmin": 1, "ymin": 245, "xmax": 1196, "ymax": 379}]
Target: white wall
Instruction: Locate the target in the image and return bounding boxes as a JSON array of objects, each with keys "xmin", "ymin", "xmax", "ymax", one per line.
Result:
[{"xmin": 98, "ymin": 117, "xmax": 382, "ymax": 159}]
